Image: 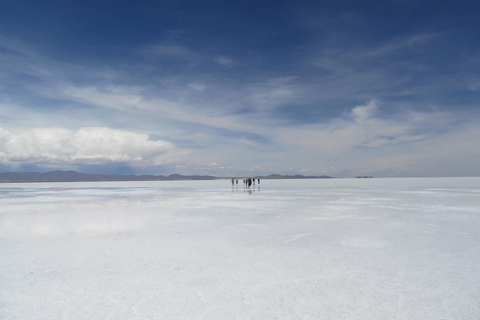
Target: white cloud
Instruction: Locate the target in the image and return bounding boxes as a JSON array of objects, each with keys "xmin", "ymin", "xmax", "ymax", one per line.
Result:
[
  {"xmin": 468, "ymin": 82, "xmax": 480, "ymax": 91},
  {"xmin": 349, "ymin": 100, "xmax": 378, "ymax": 122},
  {"xmin": 61, "ymin": 86, "xmax": 150, "ymax": 112},
  {"xmin": 248, "ymin": 76, "xmax": 300, "ymax": 110},
  {"xmin": 0, "ymin": 127, "xmax": 184, "ymax": 166},
  {"xmin": 187, "ymin": 83, "xmax": 207, "ymax": 92},
  {"xmin": 359, "ymin": 33, "xmax": 442, "ymax": 59},
  {"xmin": 215, "ymin": 56, "xmax": 234, "ymax": 68},
  {"xmin": 270, "ymin": 100, "xmax": 480, "ymax": 176},
  {"xmin": 60, "ymin": 85, "xmax": 261, "ymax": 133},
  {"xmin": 153, "ymin": 45, "xmax": 190, "ymax": 56},
  {"xmin": 344, "ymin": 123, "xmax": 480, "ymax": 177},
  {"xmin": 276, "ymin": 100, "xmax": 418, "ymax": 155}
]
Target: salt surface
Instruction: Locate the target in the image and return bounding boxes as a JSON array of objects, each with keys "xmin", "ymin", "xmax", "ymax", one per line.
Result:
[{"xmin": 1, "ymin": 178, "xmax": 479, "ymax": 319}]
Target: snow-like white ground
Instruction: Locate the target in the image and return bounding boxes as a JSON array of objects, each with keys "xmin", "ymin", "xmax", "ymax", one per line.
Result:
[{"xmin": 1, "ymin": 178, "xmax": 479, "ymax": 319}]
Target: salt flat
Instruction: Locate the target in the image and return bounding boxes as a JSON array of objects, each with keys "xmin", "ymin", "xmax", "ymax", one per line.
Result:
[{"xmin": 1, "ymin": 178, "xmax": 479, "ymax": 319}]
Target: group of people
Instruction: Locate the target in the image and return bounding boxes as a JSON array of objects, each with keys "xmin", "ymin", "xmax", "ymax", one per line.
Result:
[{"xmin": 231, "ymin": 177, "xmax": 260, "ymax": 187}]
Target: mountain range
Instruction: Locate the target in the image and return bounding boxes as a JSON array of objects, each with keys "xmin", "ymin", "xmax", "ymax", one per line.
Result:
[{"xmin": 0, "ymin": 171, "xmax": 333, "ymax": 182}]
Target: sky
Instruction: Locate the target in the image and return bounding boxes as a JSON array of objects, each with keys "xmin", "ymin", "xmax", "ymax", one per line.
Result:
[{"xmin": 0, "ymin": 0, "xmax": 479, "ymax": 177}]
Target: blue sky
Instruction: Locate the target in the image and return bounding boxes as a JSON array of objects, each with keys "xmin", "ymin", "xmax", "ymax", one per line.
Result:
[{"xmin": 0, "ymin": 0, "xmax": 479, "ymax": 177}]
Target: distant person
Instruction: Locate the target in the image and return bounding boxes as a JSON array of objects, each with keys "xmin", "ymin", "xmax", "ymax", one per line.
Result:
[
  {"xmin": 236, "ymin": 179, "xmax": 238, "ymax": 184},
  {"xmin": 258, "ymin": 178, "xmax": 260, "ymax": 184},
  {"xmin": 231, "ymin": 178, "xmax": 234, "ymax": 185}
]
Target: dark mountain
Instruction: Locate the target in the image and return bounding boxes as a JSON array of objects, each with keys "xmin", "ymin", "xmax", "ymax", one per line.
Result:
[
  {"xmin": 167, "ymin": 174, "xmax": 217, "ymax": 180},
  {"xmin": 0, "ymin": 171, "xmax": 333, "ymax": 183},
  {"xmin": 260, "ymin": 174, "xmax": 333, "ymax": 179},
  {"xmin": 0, "ymin": 170, "xmax": 214, "ymax": 182}
]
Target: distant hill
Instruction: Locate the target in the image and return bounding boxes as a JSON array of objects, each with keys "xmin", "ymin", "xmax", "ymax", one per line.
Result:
[
  {"xmin": 260, "ymin": 174, "xmax": 333, "ymax": 179},
  {"xmin": 0, "ymin": 170, "xmax": 217, "ymax": 182},
  {"xmin": 0, "ymin": 170, "xmax": 334, "ymax": 183}
]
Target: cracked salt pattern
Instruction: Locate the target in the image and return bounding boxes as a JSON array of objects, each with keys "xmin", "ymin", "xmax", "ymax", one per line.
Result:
[{"xmin": 1, "ymin": 178, "xmax": 479, "ymax": 319}]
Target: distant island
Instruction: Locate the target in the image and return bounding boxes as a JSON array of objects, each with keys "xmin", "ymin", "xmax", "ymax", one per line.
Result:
[{"xmin": 0, "ymin": 170, "xmax": 334, "ymax": 183}]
